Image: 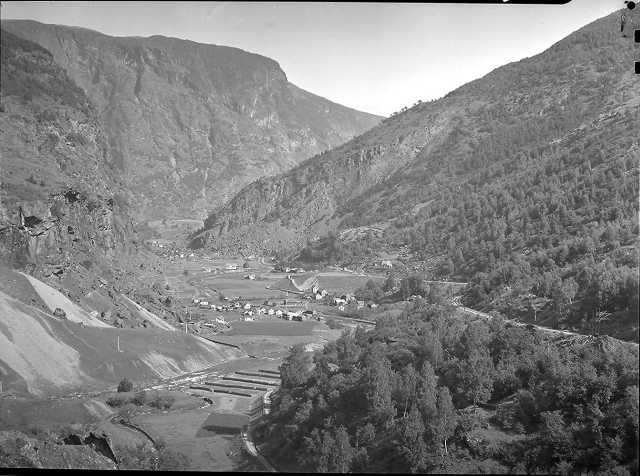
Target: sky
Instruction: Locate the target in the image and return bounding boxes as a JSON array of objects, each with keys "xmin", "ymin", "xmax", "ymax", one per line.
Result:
[{"xmin": 1, "ymin": 0, "xmax": 623, "ymax": 116}]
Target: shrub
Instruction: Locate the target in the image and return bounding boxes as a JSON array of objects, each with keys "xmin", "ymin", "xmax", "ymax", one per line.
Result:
[
  {"xmin": 106, "ymin": 395, "xmax": 128, "ymax": 408},
  {"xmin": 117, "ymin": 378, "xmax": 133, "ymax": 393},
  {"xmin": 133, "ymin": 391, "xmax": 147, "ymax": 406},
  {"xmin": 149, "ymin": 395, "xmax": 175, "ymax": 410},
  {"xmin": 325, "ymin": 317, "xmax": 343, "ymax": 330}
]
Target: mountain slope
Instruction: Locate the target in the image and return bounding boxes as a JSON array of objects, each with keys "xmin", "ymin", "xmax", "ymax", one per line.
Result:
[
  {"xmin": 191, "ymin": 10, "xmax": 639, "ymax": 338},
  {"xmin": 0, "ymin": 28, "xmax": 137, "ymax": 272},
  {"xmin": 1, "ymin": 19, "xmax": 381, "ymax": 222}
]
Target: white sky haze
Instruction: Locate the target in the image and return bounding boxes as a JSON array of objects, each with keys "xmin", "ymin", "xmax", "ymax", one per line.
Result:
[{"xmin": 1, "ymin": 1, "xmax": 623, "ymax": 116}]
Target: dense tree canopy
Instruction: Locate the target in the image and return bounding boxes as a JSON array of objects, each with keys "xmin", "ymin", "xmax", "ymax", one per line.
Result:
[{"xmin": 257, "ymin": 300, "xmax": 639, "ymax": 474}]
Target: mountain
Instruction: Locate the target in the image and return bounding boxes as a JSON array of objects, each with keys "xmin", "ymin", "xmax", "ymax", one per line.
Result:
[
  {"xmin": 0, "ymin": 28, "xmax": 137, "ymax": 273},
  {"xmin": 0, "ymin": 29, "xmax": 180, "ymax": 330},
  {"xmin": 190, "ymin": 10, "xmax": 639, "ymax": 339},
  {"xmin": 1, "ymin": 19, "xmax": 381, "ymax": 222}
]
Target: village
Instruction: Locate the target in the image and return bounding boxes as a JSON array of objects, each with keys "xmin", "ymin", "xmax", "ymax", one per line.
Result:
[{"xmin": 182, "ymin": 271, "xmax": 380, "ymax": 335}]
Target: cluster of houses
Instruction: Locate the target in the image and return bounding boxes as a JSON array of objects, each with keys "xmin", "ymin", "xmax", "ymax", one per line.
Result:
[
  {"xmin": 190, "ymin": 296, "xmax": 320, "ymax": 323},
  {"xmin": 331, "ymin": 294, "xmax": 378, "ymax": 312}
]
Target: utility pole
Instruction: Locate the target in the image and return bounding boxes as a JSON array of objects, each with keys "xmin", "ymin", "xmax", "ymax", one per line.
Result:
[{"xmin": 116, "ymin": 335, "xmax": 121, "ymax": 353}]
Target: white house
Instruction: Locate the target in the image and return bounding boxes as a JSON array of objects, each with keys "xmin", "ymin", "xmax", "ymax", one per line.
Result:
[
  {"xmin": 267, "ymin": 308, "xmax": 275, "ymax": 315},
  {"xmin": 192, "ymin": 298, "xmax": 200, "ymax": 304},
  {"xmin": 334, "ymin": 298, "xmax": 346, "ymax": 305},
  {"xmin": 243, "ymin": 303, "xmax": 252, "ymax": 310}
]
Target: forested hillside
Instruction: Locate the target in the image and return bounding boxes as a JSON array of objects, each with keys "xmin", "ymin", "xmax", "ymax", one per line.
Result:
[
  {"xmin": 258, "ymin": 300, "xmax": 639, "ymax": 474},
  {"xmin": 194, "ymin": 10, "xmax": 639, "ymax": 340}
]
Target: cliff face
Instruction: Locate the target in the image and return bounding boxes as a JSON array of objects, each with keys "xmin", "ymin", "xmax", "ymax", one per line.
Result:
[
  {"xmin": 0, "ymin": 29, "xmax": 136, "ymax": 273},
  {"xmin": 1, "ymin": 20, "xmax": 381, "ymax": 222},
  {"xmin": 191, "ymin": 9, "xmax": 640, "ymax": 254}
]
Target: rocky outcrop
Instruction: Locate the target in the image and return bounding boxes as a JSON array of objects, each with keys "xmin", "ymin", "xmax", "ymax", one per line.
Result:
[
  {"xmin": 0, "ymin": 430, "xmax": 117, "ymax": 469},
  {"xmin": 0, "ymin": 29, "xmax": 136, "ymax": 272},
  {"xmin": 1, "ymin": 20, "xmax": 381, "ymax": 222}
]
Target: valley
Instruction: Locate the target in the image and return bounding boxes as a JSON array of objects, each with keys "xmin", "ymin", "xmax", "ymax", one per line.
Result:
[{"xmin": 1, "ymin": 3, "xmax": 638, "ymax": 473}]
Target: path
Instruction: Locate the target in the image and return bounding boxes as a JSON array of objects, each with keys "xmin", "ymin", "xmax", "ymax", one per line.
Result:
[{"xmin": 241, "ymin": 429, "xmax": 276, "ymax": 472}]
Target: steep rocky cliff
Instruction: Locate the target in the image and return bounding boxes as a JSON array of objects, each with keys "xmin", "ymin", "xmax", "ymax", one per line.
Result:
[
  {"xmin": 0, "ymin": 29, "xmax": 136, "ymax": 272},
  {"xmin": 1, "ymin": 19, "xmax": 381, "ymax": 222},
  {"xmin": 0, "ymin": 29, "xmax": 163, "ymax": 328},
  {"xmin": 191, "ymin": 10, "xmax": 639, "ymax": 255}
]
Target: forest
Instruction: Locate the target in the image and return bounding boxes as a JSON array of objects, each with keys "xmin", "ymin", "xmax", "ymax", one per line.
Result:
[{"xmin": 256, "ymin": 298, "xmax": 639, "ymax": 474}]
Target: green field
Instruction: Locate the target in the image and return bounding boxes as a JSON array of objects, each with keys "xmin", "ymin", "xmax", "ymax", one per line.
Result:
[{"xmin": 226, "ymin": 320, "xmax": 318, "ymax": 336}]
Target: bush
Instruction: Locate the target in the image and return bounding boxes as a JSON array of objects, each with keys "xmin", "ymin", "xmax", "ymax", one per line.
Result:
[
  {"xmin": 149, "ymin": 395, "xmax": 175, "ymax": 410},
  {"xmin": 117, "ymin": 378, "xmax": 133, "ymax": 393},
  {"xmin": 325, "ymin": 317, "xmax": 343, "ymax": 330},
  {"xmin": 106, "ymin": 395, "xmax": 129, "ymax": 408},
  {"xmin": 133, "ymin": 391, "xmax": 147, "ymax": 406}
]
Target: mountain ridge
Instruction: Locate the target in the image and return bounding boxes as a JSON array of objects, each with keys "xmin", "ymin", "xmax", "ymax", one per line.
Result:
[{"xmin": 1, "ymin": 19, "xmax": 381, "ymax": 222}]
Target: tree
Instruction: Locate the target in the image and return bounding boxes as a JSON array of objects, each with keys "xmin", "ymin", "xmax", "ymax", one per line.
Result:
[
  {"xmin": 417, "ymin": 361, "xmax": 438, "ymax": 423},
  {"xmin": 433, "ymin": 387, "xmax": 457, "ymax": 456},
  {"xmin": 366, "ymin": 351, "xmax": 396, "ymax": 427},
  {"xmin": 280, "ymin": 344, "xmax": 313, "ymax": 389},
  {"xmin": 459, "ymin": 348, "xmax": 494, "ymax": 407},
  {"xmin": 399, "ymin": 405, "xmax": 428, "ymax": 473},
  {"xmin": 117, "ymin": 378, "xmax": 133, "ymax": 393},
  {"xmin": 332, "ymin": 426, "xmax": 355, "ymax": 473}
]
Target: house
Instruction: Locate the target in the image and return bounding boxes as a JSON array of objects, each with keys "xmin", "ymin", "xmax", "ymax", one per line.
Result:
[
  {"xmin": 267, "ymin": 308, "xmax": 275, "ymax": 315},
  {"xmin": 369, "ymin": 303, "xmax": 379, "ymax": 309},
  {"xmin": 315, "ymin": 293, "xmax": 323, "ymax": 300},
  {"xmin": 243, "ymin": 303, "xmax": 252, "ymax": 310},
  {"xmin": 245, "ymin": 274, "xmax": 256, "ymax": 280},
  {"xmin": 334, "ymin": 298, "xmax": 346, "ymax": 305},
  {"xmin": 338, "ymin": 305, "xmax": 345, "ymax": 311},
  {"xmin": 192, "ymin": 298, "xmax": 200, "ymax": 304},
  {"xmin": 199, "ymin": 302, "xmax": 210, "ymax": 309},
  {"xmin": 275, "ymin": 310, "xmax": 283, "ymax": 317},
  {"xmin": 357, "ymin": 300, "xmax": 365, "ymax": 309},
  {"xmin": 381, "ymin": 260, "xmax": 393, "ymax": 268},
  {"xmin": 225, "ymin": 263, "xmax": 238, "ymax": 270}
]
